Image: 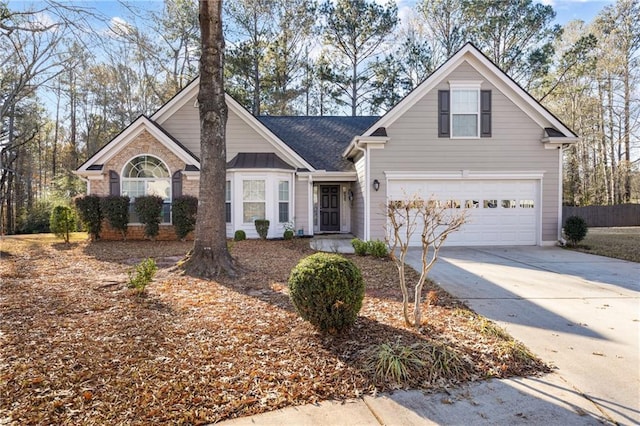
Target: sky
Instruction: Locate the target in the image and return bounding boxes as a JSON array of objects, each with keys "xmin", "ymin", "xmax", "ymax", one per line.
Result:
[{"xmin": 11, "ymin": 0, "xmax": 616, "ymax": 32}]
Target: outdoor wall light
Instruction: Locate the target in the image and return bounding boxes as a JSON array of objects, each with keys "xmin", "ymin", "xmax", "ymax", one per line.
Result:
[{"xmin": 373, "ymin": 179, "xmax": 380, "ymax": 191}]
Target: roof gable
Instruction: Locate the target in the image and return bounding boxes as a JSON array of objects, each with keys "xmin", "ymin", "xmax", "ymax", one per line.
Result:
[
  {"xmin": 362, "ymin": 43, "xmax": 577, "ymax": 139},
  {"xmin": 76, "ymin": 115, "xmax": 200, "ymax": 174},
  {"xmin": 150, "ymin": 78, "xmax": 315, "ymax": 171}
]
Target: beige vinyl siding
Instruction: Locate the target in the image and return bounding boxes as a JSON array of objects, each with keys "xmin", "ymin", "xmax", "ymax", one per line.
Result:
[
  {"xmin": 294, "ymin": 177, "xmax": 309, "ymax": 235},
  {"xmin": 368, "ymin": 60, "xmax": 560, "ymax": 243},
  {"xmin": 160, "ymin": 94, "xmax": 200, "ymax": 155},
  {"xmin": 161, "ymin": 94, "xmax": 287, "ymax": 160}
]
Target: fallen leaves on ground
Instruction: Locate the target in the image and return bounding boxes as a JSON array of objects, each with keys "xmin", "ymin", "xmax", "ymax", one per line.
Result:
[{"xmin": 0, "ymin": 237, "xmax": 548, "ymax": 424}]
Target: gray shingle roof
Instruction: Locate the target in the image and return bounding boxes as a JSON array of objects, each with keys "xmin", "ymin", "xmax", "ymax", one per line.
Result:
[{"xmin": 257, "ymin": 116, "xmax": 379, "ymax": 171}]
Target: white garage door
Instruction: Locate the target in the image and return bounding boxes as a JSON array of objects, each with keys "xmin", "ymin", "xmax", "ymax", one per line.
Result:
[{"xmin": 387, "ymin": 179, "xmax": 539, "ymax": 246}]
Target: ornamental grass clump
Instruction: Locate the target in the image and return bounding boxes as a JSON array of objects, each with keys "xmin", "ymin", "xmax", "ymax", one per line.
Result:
[{"xmin": 288, "ymin": 252, "xmax": 364, "ymax": 333}]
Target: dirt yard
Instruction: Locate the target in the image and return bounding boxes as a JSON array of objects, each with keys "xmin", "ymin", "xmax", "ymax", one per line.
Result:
[{"xmin": 0, "ymin": 235, "xmax": 548, "ymax": 424}]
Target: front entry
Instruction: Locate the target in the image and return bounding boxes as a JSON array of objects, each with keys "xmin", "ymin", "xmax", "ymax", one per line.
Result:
[{"xmin": 319, "ymin": 185, "xmax": 340, "ymax": 232}]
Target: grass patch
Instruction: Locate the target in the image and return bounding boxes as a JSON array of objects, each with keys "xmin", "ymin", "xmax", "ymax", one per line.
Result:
[
  {"xmin": 2, "ymin": 232, "xmax": 88, "ymax": 244},
  {"xmin": 570, "ymin": 227, "xmax": 640, "ymax": 263}
]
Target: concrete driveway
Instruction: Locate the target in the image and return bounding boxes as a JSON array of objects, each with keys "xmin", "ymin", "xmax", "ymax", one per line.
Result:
[{"xmin": 406, "ymin": 246, "xmax": 640, "ymax": 425}]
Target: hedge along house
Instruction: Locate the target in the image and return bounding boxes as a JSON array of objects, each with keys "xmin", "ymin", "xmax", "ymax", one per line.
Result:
[{"xmin": 76, "ymin": 43, "xmax": 577, "ymax": 245}]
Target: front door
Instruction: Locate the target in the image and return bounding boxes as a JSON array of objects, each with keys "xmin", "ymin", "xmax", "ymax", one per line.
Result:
[{"xmin": 320, "ymin": 185, "xmax": 340, "ymax": 232}]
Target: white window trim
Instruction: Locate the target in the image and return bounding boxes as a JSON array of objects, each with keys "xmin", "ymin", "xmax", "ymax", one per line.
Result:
[
  {"xmin": 121, "ymin": 154, "xmax": 172, "ymax": 224},
  {"xmin": 449, "ymin": 81, "xmax": 482, "ymax": 139},
  {"xmin": 242, "ymin": 178, "xmax": 266, "ymax": 224}
]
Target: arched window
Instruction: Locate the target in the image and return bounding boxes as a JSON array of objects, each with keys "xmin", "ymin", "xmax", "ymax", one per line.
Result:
[{"xmin": 122, "ymin": 155, "xmax": 171, "ymax": 223}]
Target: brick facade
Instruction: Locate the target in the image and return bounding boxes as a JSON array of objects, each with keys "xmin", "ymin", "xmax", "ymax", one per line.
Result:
[{"xmin": 90, "ymin": 129, "xmax": 199, "ymax": 241}]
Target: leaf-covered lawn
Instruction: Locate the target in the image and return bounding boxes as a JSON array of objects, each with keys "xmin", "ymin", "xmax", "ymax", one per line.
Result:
[{"xmin": 0, "ymin": 237, "xmax": 548, "ymax": 425}]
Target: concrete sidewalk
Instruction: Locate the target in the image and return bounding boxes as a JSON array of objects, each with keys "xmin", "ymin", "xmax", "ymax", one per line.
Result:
[{"xmin": 220, "ymin": 373, "xmax": 610, "ymax": 425}]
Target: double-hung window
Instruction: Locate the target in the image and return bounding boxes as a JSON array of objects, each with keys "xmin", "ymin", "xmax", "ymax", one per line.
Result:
[
  {"xmin": 225, "ymin": 181, "xmax": 231, "ymax": 223},
  {"xmin": 451, "ymin": 88, "xmax": 479, "ymax": 137},
  {"xmin": 242, "ymin": 179, "xmax": 265, "ymax": 223},
  {"xmin": 278, "ymin": 181, "xmax": 289, "ymax": 223},
  {"xmin": 439, "ymin": 82, "xmax": 491, "ymax": 138}
]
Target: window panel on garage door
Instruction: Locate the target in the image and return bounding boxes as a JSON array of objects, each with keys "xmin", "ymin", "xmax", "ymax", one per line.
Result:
[{"xmin": 387, "ymin": 179, "xmax": 538, "ymax": 246}]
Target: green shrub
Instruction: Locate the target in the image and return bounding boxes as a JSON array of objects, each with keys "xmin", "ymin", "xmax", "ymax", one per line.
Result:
[
  {"xmin": 564, "ymin": 215, "xmax": 588, "ymax": 246},
  {"xmin": 283, "ymin": 229, "xmax": 294, "ymax": 240},
  {"xmin": 101, "ymin": 195, "xmax": 130, "ymax": 240},
  {"xmin": 16, "ymin": 201, "xmax": 52, "ymax": 234},
  {"xmin": 50, "ymin": 205, "xmax": 76, "ymax": 243},
  {"xmin": 254, "ymin": 219, "xmax": 270, "ymax": 240},
  {"xmin": 351, "ymin": 238, "xmax": 368, "ymax": 256},
  {"xmin": 172, "ymin": 195, "xmax": 198, "ymax": 240},
  {"xmin": 367, "ymin": 240, "xmax": 388, "ymax": 258},
  {"xmin": 128, "ymin": 258, "xmax": 157, "ymax": 296},
  {"xmin": 288, "ymin": 253, "xmax": 364, "ymax": 333},
  {"xmin": 234, "ymin": 230, "xmax": 246, "ymax": 241},
  {"xmin": 134, "ymin": 195, "xmax": 164, "ymax": 239},
  {"xmin": 75, "ymin": 195, "xmax": 103, "ymax": 240}
]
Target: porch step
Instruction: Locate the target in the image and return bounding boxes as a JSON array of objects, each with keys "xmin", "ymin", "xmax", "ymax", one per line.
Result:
[{"xmin": 310, "ymin": 234, "xmax": 355, "ymax": 254}]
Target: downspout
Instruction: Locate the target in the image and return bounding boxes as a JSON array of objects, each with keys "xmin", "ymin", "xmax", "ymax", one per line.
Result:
[
  {"xmin": 73, "ymin": 172, "xmax": 91, "ymax": 195},
  {"xmin": 354, "ymin": 139, "xmax": 369, "ymax": 241},
  {"xmin": 558, "ymin": 144, "xmax": 572, "ymax": 241}
]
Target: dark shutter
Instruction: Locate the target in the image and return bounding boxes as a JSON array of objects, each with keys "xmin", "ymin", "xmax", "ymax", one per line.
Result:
[
  {"xmin": 481, "ymin": 90, "xmax": 492, "ymax": 137},
  {"xmin": 438, "ymin": 90, "xmax": 450, "ymax": 137},
  {"xmin": 172, "ymin": 170, "xmax": 182, "ymax": 199},
  {"xmin": 109, "ymin": 170, "xmax": 120, "ymax": 195}
]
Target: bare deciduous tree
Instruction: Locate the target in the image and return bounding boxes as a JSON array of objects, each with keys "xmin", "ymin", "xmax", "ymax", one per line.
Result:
[{"xmin": 385, "ymin": 196, "xmax": 466, "ymax": 328}]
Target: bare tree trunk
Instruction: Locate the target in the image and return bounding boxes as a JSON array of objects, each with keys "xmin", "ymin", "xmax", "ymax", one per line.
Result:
[
  {"xmin": 182, "ymin": 0, "xmax": 239, "ymax": 279},
  {"xmin": 607, "ymin": 76, "xmax": 617, "ymax": 204},
  {"xmin": 623, "ymin": 62, "xmax": 631, "ymax": 203}
]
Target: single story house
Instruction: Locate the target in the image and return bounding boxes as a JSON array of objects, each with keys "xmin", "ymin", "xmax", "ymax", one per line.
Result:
[{"xmin": 76, "ymin": 43, "xmax": 578, "ymax": 245}]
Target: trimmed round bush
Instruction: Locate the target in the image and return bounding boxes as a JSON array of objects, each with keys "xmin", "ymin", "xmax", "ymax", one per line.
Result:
[
  {"xmin": 234, "ymin": 230, "xmax": 246, "ymax": 241},
  {"xmin": 564, "ymin": 215, "xmax": 588, "ymax": 246},
  {"xmin": 288, "ymin": 253, "xmax": 365, "ymax": 333}
]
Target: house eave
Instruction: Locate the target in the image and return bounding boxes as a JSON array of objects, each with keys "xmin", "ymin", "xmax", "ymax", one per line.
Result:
[
  {"xmin": 297, "ymin": 170, "xmax": 358, "ymax": 182},
  {"xmin": 542, "ymin": 136, "xmax": 579, "ymax": 149},
  {"xmin": 343, "ymin": 136, "xmax": 390, "ymax": 158}
]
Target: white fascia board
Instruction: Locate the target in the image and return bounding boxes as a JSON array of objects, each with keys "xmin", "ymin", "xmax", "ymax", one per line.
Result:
[
  {"xmin": 360, "ymin": 43, "xmax": 577, "ymax": 139},
  {"xmin": 343, "ymin": 136, "xmax": 389, "ymax": 158},
  {"xmin": 78, "ymin": 117, "xmax": 199, "ymax": 173},
  {"xmin": 225, "ymin": 96, "xmax": 315, "ymax": 172},
  {"xmin": 227, "ymin": 167, "xmax": 295, "ymax": 174},
  {"xmin": 359, "ymin": 45, "xmax": 473, "ymax": 137},
  {"xmin": 301, "ymin": 171, "xmax": 358, "ymax": 182},
  {"xmin": 151, "ymin": 79, "xmax": 199, "ymax": 124},
  {"xmin": 384, "ymin": 171, "xmax": 545, "ymax": 180},
  {"xmin": 464, "ymin": 54, "xmax": 577, "ymax": 138},
  {"xmin": 542, "ymin": 136, "xmax": 579, "ymax": 149},
  {"xmin": 152, "ymin": 77, "xmax": 314, "ymax": 172}
]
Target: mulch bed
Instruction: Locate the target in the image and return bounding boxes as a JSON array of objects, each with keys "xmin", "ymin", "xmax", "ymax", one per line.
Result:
[{"xmin": 0, "ymin": 237, "xmax": 548, "ymax": 425}]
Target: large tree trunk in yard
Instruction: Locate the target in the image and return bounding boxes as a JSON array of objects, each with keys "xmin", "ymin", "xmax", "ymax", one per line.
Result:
[{"xmin": 182, "ymin": 0, "xmax": 240, "ymax": 279}]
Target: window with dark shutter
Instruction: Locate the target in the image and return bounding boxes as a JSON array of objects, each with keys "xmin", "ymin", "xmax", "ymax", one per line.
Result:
[
  {"xmin": 172, "ymin": 171, "xmax": 182, "ymax": 199},
  {"xmin": 481, "ymin": 90, "xmax": 492, "ymax": 137},
  {"xmin": 109, "ymin": 170, "xmax": 120, "ymax": 196},
  {"xmin": 438, "ymin": 90, "xmax": 450, "ymax": 137}
]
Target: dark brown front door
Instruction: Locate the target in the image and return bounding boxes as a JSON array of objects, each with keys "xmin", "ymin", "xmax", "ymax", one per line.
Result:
[{"xmin": 320, "ymin": 185, "xmax": 340, "ymax": 231}]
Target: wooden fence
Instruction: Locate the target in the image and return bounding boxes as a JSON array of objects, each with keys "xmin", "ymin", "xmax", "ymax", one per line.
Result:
[{"xmin": 562, "ymin": 204, "xmax": 640, "ymax": 227}]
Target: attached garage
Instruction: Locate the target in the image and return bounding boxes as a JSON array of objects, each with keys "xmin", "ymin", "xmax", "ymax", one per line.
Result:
[{"xmin": 386, "ymin": 174, "xmax": 541, "ymax": 246}]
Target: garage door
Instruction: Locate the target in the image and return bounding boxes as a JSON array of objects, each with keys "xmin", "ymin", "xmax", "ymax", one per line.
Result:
[{"xmin": 387, "ymin": 179, "xmax": 538, "ymax": 246}]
